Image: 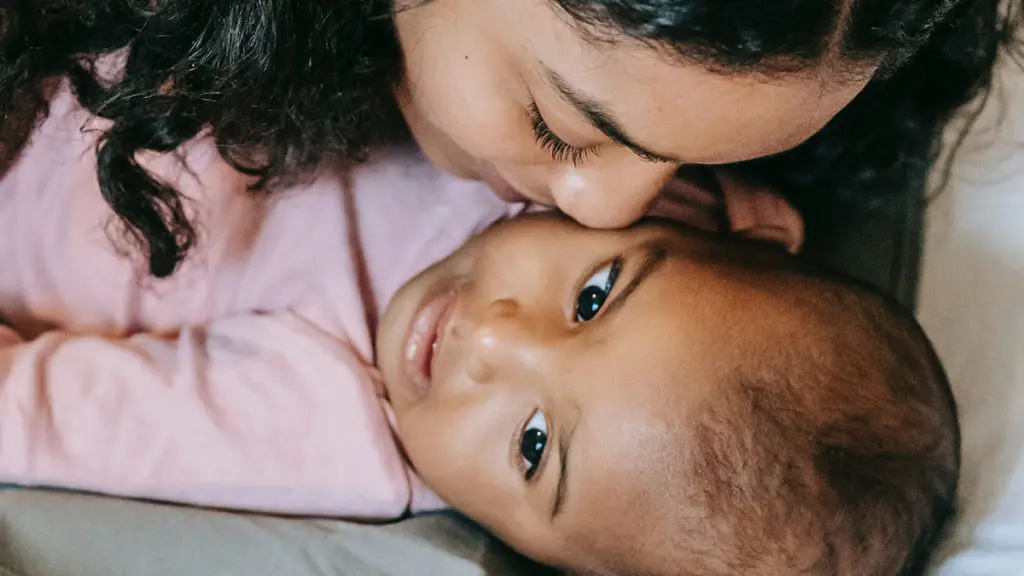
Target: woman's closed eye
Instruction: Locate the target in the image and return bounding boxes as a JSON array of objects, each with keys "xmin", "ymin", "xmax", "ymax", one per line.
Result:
[
  {"xmin": 575, "ymin": 258, "xmax": 622, "ymax": 322},
  {"xmin": 520, "ymin": 409, "xmax": 548, "ymax": 481},
  {"xmin": 528, "ymin": 102, "xmax": 600, "ymax": 166}
]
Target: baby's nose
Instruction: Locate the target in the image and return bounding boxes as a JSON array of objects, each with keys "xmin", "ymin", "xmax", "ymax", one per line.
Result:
[{"xmin": 464, "ymin": 299, "xmax": 547, "ymax": 383}]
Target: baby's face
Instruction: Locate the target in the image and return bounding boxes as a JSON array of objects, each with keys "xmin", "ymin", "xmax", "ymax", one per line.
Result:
[{"xmin": 377, "ymin": 214, "xmax": 781, "ymax": 572}]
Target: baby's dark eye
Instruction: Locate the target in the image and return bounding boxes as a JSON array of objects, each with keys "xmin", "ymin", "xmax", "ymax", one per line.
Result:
[
  {"xmin": 575, "ymin": 259, "xmax": 622, "ymax": 322},
  {"xmin": 521, "ymin": 410, "xmax": 548, "ymax": 480}
]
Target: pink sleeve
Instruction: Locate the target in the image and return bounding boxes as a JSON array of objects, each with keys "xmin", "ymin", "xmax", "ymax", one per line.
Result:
[{"xmin": 0, "ymin": 312, "xmax": 414, "ymax": 519}]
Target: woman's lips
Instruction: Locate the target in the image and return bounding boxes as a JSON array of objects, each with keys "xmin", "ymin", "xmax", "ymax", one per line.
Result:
[{"xmin": 402, "ymin": 288, "xmax": 457, "ymax": 399}]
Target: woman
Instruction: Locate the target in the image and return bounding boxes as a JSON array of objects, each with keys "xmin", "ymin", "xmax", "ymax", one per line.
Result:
[{"xmin": 1, "ymin": 0, "xmax": 1018, "ymax": 277}]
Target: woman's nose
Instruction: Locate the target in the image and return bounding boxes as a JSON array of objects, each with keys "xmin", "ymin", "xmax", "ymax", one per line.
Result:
[
  {"xmin": 463, "ymin": 298, "xmax": 548, "ymax": 383},
  {"xmin": 548, "ymin": 156, "xmax": 678, "ymax": 229}
]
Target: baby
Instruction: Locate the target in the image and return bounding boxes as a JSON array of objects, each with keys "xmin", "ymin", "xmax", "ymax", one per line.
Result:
[
  {"xmin": 0, "ymin": 84, "xmax": 957, "ymax": 575},
  {"xmin": 378, "ymin": 212, "xmax": 959, "ymax": 576}
]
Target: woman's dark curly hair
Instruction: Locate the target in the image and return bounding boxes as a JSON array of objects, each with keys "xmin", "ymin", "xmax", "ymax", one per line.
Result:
[
  {"xmin": 1, "ymin": 0, "xmax": 1020, "ymax": 277},
  {"xmin": 1, "ymin": 0, "xmax": 405, "ymax": 276}
]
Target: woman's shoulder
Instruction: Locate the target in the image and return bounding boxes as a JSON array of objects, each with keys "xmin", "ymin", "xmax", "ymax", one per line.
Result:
[
  {"xmin": 349, "ymin": 144, "xmax": 509, "ymax": 222},
  {"xmin": 343, "ymin": 144, "xmax": 515, "ymax": 311}
]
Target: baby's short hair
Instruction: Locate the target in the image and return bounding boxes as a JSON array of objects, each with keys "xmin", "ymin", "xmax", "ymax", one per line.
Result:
[{"xmin": 674, "ymin": 269, "xmax": 959, "ymax": 576}]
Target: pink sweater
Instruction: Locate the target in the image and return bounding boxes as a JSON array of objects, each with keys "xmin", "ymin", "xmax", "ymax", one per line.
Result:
[{"xmin": 0, "ymin": 83, "xmax": 516, "ymax": 518}]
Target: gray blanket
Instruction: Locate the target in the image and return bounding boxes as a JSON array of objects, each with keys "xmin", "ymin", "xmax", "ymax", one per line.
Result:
[{"xmin": 0, "ymin": 490, "xmax": 552, "ymax": 576}]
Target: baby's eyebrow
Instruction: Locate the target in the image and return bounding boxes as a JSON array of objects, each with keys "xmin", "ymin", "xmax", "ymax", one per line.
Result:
[
  {"xmin": 550, "ymin": 421, "xmax": 575, "ymax": 520},
  {"xmin": 603, "ymin": 244, "xmax": 669, "ymax": 317},
  {"xmin": 549, "ymin": 245, "xmax": 667, "ymax": 521}
]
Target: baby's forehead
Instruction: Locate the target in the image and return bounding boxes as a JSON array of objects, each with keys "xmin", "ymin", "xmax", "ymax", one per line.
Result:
[
  {"xmin": 558, "ymin": 257, "xmax": 743, "ymax": 484},
  {"xmin": 552, "ymin": 379, "xmax": 785, "ymax": 574},
  {"xmin": 539, "ymin": 235, "xmax": 807, "ymax": 556},
  {"xmin": 552, "ymin": 420, "xmax": 694, "ymax": 573},
  {"xmin": 559, "ymin": 386, "xmax": 695, "ymax": 528}
]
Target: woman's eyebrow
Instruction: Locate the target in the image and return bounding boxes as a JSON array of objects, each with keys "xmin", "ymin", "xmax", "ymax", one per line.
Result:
[{"xmin": 546, "ymin": 70, "xmax": 678, "ymax": 164}]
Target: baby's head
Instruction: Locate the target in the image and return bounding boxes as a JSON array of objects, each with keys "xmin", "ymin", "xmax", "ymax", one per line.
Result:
[{"xmin": 377, "ymin": 213, "xmax": 958, "ymax": 576}]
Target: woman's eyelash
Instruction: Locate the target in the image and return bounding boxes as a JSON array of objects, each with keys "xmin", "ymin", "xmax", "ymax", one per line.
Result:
[{"xmin": 528, "ymin": 102, "xmax": 599, "ymax": 166}]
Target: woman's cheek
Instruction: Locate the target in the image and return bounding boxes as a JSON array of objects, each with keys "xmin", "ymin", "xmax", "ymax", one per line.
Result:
[
  {"xmin": 418, "ymin": 62, "xmax": 533, "ymax": 162},
  {"xmin": 399, "ymin": 4, "xmax": 541, "ymax": 165},
  {"xmin": 431, "ymin": 81, "xmax": 533, "ymax": 163}
]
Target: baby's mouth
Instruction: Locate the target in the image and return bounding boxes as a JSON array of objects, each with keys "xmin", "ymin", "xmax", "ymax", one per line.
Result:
[{"xmin": 403, "ymin": 287, "xmax": 457, "ymax": 399}]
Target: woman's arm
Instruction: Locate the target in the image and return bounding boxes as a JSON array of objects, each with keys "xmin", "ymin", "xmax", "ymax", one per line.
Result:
[{"xmin": 0, "ymin": 312, "xmax": 414, "ymax": 519}]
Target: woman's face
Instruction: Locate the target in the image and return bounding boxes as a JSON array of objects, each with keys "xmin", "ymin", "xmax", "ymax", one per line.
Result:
[{"xmin": 393, "ymin": 0, "xmax": 871, "ymax": 229}]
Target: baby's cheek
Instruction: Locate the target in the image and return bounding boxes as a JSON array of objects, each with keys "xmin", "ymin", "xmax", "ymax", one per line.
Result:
[
  {"xmin": 399, "ymin": 410, "xmax": 478, "ymax": 499},
  {"xmin": 399, "ymin": 389, "xmax": 530, "ymax": 523}
]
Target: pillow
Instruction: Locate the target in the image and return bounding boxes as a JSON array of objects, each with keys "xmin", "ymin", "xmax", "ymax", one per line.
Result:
[{"xmin": 920, "ymin": 57, "xmax": 1024, "ymax": 575}]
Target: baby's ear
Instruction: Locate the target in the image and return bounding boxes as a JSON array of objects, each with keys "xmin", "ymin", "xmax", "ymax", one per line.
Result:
[{"xmin": 719, "ymin": 172, "xmax": 805, "ymax": 254}]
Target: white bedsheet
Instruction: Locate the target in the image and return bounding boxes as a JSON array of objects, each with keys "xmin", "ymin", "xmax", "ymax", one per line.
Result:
[{"xmin": 922, "ymin": 56, "xmax": 1024, "ymax": 576}]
